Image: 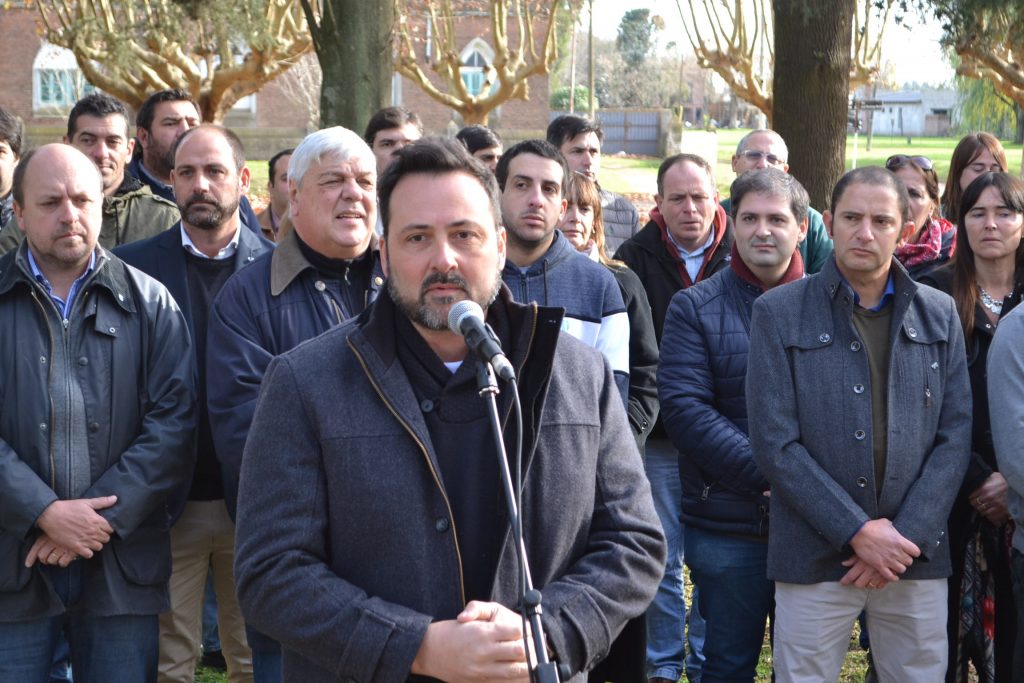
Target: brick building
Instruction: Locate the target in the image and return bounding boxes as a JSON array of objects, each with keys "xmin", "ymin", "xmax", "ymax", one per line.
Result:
[{"xmin": 0, "ymin": 2, "xmax": 551, "ymax": 153}]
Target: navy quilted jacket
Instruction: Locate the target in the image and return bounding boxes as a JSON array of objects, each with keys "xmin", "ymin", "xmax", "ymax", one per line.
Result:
[{"xmin": 659, "ymin": 266, "xmax": 770, "ymax": 537}]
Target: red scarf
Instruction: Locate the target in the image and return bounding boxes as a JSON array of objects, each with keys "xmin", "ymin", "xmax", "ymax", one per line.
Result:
[{"xmin": 729, "ymin": 241, "xmax": 804, "ymax": 291}]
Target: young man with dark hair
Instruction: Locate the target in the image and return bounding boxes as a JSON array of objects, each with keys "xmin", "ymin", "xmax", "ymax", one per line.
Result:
[
  {"xmin": 127, "ymin": 89, "xmax": 262, "ymax": 234},
  {"xmin": 456, "ymin": 124, "xmax": 502, "ymax": 172},
  {"xmin": 496, "ymin": 139, "xmax": 630, "ymax": 404},
  {"xmin": 232, "ymin": 136, "xmax": 664, "ymax": 680},
  {"xmin": 659, "ymin": 167, "xmax": 809, "ymax": 681},
  {"xmin": 257, "ymin": 148, "xmax": 293, "ymax": 242},
  {"xmin": 60, "ymin": 93, "xmax": 179, "ymax": 249},
  {"xmin": 0, "ymin": 106, "xmax": 25, "ymax": 248},
  {"xmin": 364, "ymin": 106, "xmax": 423, "ymax": 175},
  {"xmin": 546, "ymin": 114, "xmax": 640, "ymax": 252}
]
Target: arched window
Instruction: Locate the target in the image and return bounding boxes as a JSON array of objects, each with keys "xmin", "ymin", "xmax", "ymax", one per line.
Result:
[
  {"xmin": 460, "ymin": 39, "xmax": 495, "ymax": 97},
  {"xmin": 33, "ymin": 43, "xmax": 94, "ymax": 112}
]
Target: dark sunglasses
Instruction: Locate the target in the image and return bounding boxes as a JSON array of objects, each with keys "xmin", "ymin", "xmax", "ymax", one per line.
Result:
[{"xmin": 885, "ymin": 154, "xmax": 934, "ymax": 171}]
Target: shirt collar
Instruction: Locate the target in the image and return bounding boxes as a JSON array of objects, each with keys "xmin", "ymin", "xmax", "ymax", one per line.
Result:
[
  {"xmin": 137, "ymin": 161, "xmax": 172, "ymax": 193},
  {"xmin": 180, "ymin": 224, "xmax": 240, "ymax": 260},
  {"xmin": 666, "ymin": 223, "xmax": 715, "ymax": 258},
  {"xmin": 845, "ymin": 272, "xmax": 896, "ymax": 312}
]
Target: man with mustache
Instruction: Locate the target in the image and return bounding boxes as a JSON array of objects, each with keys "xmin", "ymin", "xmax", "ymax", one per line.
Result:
[
  {"xmin": 116, "ymin": 124, "xmax": 273, "ymax": 682},
  {"xmin": 497, "ymin": 139, "xmax": 630, "ymax": 405},
  {"xmin": 205, "ymin": 126, "xmax": 385, "ymax": 682},
  {"xmin": 232, "ymin": 137, "xmax": 665, "ymax": 681}
]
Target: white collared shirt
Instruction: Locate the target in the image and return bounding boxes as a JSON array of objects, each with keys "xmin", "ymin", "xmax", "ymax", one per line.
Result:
[
  {"xmin": 180, "ymin": 224, "xmax": 241, "ymax": 261},
  {"xmin": 666, "ymin": 225, "xmax": 716, "ymax": 282}
]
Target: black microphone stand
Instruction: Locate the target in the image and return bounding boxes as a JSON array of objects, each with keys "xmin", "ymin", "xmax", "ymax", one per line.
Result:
[{"xmin": 474, "ymin": 360, "xmax": 563, "ymax": 683}]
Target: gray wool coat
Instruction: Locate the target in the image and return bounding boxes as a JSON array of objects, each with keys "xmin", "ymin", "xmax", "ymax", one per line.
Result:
[
  {"xmin": 233, "ymin": 288, "xmax": 665, "ymax": 682},
  {"xmin": 746, "ymin": 257, "xmax": 971, "ymax": 584}
]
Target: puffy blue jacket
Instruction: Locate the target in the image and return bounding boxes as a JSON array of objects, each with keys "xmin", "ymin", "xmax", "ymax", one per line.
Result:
[{"xmin": 659, "ymin": 267, "xmax": 770, "ymax": 537}]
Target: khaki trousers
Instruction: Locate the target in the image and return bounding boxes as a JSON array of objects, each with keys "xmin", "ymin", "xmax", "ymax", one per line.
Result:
[
  {"xmin": 774, "ymin": 579, "xmax": 947, "ymax": 683},
  {"xmin": 158, "ymin": 500, "xmax": 253, "ymax": 683}
]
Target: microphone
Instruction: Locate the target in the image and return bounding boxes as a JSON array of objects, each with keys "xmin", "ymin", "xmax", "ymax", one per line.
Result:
[{"xmin": 447, "ymin": 300, "xmax": 516, "ymax": 382}]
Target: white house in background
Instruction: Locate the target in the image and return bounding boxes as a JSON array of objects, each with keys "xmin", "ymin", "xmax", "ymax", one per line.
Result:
[{"xmin": 863, "ymin": 88, "xmax": 958, "ymax": 137}]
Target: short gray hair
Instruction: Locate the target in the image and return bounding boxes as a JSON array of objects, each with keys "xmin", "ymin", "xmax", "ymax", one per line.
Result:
[
  {"xmin": 735, "ymin": 128, "xmax": 789, "ymax": 160},
  {"xmin": 288, "ymin": 126, "xmax": 375, "ymax": 188}
]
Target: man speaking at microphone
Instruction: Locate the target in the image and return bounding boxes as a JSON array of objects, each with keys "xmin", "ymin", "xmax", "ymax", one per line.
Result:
[{"xmin": 233, "ymin": 137, "xmax": 665, "ymax": 681}]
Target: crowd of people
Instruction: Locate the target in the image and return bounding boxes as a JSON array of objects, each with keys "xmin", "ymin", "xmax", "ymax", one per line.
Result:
[{"xmin": 0, "ymin": 89, "xmax": 1023, "ymax": 683}]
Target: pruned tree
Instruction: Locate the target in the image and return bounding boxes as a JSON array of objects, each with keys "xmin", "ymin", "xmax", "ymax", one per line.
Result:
[
  {"xmin": 274, "ymin": 52, "xmax": 323, "ymax": 133},
  {"xmin": 678, "ymin": 0, "xmax": 773, "ymax": 122},
  {"xmin": 677, "ymin": 0, "xmax": 893, "ymax": 124},
  {"xmin": 300, "ymin": 0, "xmax": 394, "ymax": 131},
  {"xmin": 36, "ymin": 0, "xmax": 312, "ymax": 122},
  {"xmin": 394, "ymin": 0, "xmax": 583, "ymax": 125}
]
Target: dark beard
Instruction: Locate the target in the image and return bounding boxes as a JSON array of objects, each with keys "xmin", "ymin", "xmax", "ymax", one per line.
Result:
[
  {"xmin": 182, "ymin": 194, "xmax": 240, "ymax": 231},
  {"xmin": 388, "ymin": 268, "xmax": 502, "ymax": 331}
]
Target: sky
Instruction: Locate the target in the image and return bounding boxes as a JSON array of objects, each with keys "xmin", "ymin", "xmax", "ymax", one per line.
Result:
[{"xmin": 586, "ymin": 0, "xmax": 954, "ymax": 89}]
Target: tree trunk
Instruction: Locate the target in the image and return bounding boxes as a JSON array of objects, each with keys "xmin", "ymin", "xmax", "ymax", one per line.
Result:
[
  {"xmin": 772, "ymin": 0, "xmax": 854, "ymax": 210},
  {"xmin": 1015, "ymin": 102, "xmax": 1024, "ymax": 146},
  {"xmin": 314, "ymin": 0, "xmax": 394, "ymax": 131}
]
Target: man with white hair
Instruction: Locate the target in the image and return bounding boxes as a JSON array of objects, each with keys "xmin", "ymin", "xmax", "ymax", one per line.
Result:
[{"xmin": 206, "ymin": 125, "xmax": 384, "ymax": 682}]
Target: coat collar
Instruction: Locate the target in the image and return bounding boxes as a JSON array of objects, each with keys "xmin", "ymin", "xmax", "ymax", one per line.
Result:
[
  {"xmin": 0, "ymin": 243, "xmax": 136, "ymax": 314},
  {"xmin": 270, "ymin": 228, "xmax": 381, "ymax": 296}
]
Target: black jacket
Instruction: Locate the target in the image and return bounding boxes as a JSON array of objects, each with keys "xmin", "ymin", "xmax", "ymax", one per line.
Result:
[
  {"xmin": 608, "ymin": 263, "xmax": 659, "ymax": 450},
  {"xmin": 0, "ymin": 245, "xmax": 195, "ymax": 620}
]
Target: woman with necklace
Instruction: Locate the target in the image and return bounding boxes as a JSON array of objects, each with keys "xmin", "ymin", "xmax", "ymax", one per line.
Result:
[{"xmin": 921, "ymin": 172, "xmax": 1024, "ymax": 683}]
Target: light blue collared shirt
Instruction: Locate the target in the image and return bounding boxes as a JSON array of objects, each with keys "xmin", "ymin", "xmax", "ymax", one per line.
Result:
[
  {"xmin": 28, "ymin": 249, "xmax": 97, "ymax": 319},
  {"xmin": 666, "ymin": 226, "xmax": 716, "ymax": 283},
  {"xmin": 180, "ymin": 224, "xmax": 240, "ymax": 261}
]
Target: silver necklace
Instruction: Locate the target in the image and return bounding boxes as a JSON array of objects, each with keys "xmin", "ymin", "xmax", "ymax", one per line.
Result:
[{"xmin": 979, "ymin": 286, "xmax": 1003, "ymax": 315}]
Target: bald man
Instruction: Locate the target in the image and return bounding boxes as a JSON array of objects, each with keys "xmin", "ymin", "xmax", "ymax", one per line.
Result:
[{"xmin": 0, "ymin": 144, "xmax": 195, "ymax": 680}]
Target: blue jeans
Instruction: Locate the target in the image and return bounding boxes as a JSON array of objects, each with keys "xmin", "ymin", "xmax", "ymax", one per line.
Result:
[
  {"xmin": 0, "ymin": 564, "xmax": 158, "ymax": 682},
  {"xmin": 202, "ymin": 569, "xmax": 221, "ymax": 652},
  {"xmin": 645, "ymin": 438, "xmax": 704, "ymax": 681},
  {"xmin": 246, "ymin": 624, "xmax": 282, "ymax": 683},
  {"xmin": 684, "ymin": 526, "xmax": 773, "ymax": 683}
]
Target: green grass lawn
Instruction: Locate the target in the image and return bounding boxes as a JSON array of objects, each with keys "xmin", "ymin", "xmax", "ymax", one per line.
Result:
[{"xmin": 598, "ymin": 129, "xmax": 1024, "ymax": 200}]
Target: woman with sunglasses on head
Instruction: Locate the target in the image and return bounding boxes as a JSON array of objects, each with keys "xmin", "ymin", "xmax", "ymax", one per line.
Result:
[
  {"xmin": 920, "ymin": 172, "xmax": 1024, "ymax": 683},
  {"xmin": 888, "ymin": 154, "xmax": 956, "ymax": 279},
  {"xmin": 941, "ymin": 133, "xmax": 1008, "ymax": 223}
]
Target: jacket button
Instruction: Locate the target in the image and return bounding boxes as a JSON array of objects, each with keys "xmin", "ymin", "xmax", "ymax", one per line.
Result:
[
  {"xmin": 435, "ymin": 518, "xmax": 449, "ymax": 532},
  {"xmin": 421, "ymin": 399, "xmax": 434, "ymax": 413},
  {"xmin": 850, "ymin": 341, "xmax": 861, "ymax": 351},
  {"xmin": 39, "ymin": 356, "xmax": 47, "ymax": 364},
  {"xmin": 78, "ymin": 357, "xmax": 88, "ymax": 366},
  {"xmin": 908, "ymin": 327, "xmax": 918, "ymax": 338},
  {"xmin": 853, "ymin": 384, "xmax": 864, "ymax": 394},
  {"xmin": 315, "ymin": 280, "xmax": 326, "ymax": 292},
  {"xmin": 854, "ymin": 429, "xmax": 866, "ymax": 440},
  {"xmin": 856, "ymin": 477, "xmax": 868, "ymax": 487},
  {"xmin": 819, "ymin": 333, "xmax": 831, "ymax": 343},
  {"xmin": 89, "ymin": 422, "xmax": 99, "ymax": 433},
  {"xmin": 39, "ymin": 423, "xmax": 47, "ymax": 431}
]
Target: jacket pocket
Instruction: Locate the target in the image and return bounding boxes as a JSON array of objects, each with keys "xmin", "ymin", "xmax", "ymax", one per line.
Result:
[
  {"xmin": 0, "ymin": 531, "xmax": 33, "ymax": 592},
  {"xmin": 111, "ymin": 526, "xmax": 172, "ymax": 586}
]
